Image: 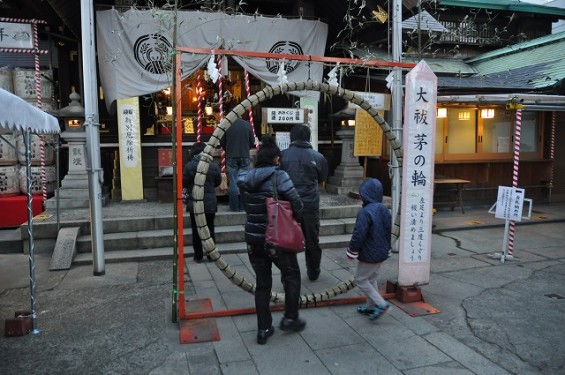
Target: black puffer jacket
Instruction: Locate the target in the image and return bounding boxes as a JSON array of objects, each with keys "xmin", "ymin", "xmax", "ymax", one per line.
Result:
[
  {"xmin": 280, "ymin": 140, "xmax": 328, "ymax": 210},
  {"xmin": 237, "ymin": 165, "xmax": 304, "ymax": 246},
  {"xmin": 182, "ymin": 154, "xmax": 222, "ymax": 213}
]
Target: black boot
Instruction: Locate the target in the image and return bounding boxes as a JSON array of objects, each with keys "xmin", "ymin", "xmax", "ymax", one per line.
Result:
[
  {"xmin": 257, "ymin": 326, "xmax": 275, "ymax": 345},
  {"xmin": 279, "ymin": 317, "xmax": 306, "ymax": 332}
]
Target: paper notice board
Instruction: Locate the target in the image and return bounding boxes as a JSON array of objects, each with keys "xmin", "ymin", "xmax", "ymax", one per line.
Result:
[{"xmin": 353, "ymin": 109, "xmax": 383, "ymax": 156}]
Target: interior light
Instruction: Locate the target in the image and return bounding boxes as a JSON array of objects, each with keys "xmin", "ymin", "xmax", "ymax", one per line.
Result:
[
  {"xmin": 166, "ymin": 106, "xmax": 173, "ymax": 116},
  {"xmin": 480, "ymin": 108, "xmax": 495, "ymax": 118},
  {"xmin": 458, "ymin": 111, "xmax": 471, "ymax": 121},
  {"xmin": 67, "ymin": 119, "xmax": 82, "ymax": 127},
  {"xmin": 437, "ymin": 108, "xmax": 447, "ymax": 118},
  {"xmin": 205, "ymin": 105, "xmax": 214, "ymax": 116}
]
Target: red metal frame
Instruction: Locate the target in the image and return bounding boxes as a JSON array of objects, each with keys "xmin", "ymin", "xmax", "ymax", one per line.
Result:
[{"xmin": 174, "ymin": 47, "xmax": 416, "ymax": 321}]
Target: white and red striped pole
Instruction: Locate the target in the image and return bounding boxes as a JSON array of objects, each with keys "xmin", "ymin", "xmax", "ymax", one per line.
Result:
[
  {"xmin": 549, "ymin": 111, "xmax": 556, "ymax": 202},
  {"xmin": 196, "ymin": 72, "xmax": 203, "ymax": 143},
  {"xmin": 244, "ymin": 70, "xmax": 259, "ymax": 149},
  {"xmin": 217, "ymin": 55, "xmax": 226, "ymax": 173},
  {"xmin": 506, "ymin": 108, "xmax": 523, "ymax": 258},
  {"xmin": 32, "ymin": 21, "xmax": 47, "ymax": 206}
]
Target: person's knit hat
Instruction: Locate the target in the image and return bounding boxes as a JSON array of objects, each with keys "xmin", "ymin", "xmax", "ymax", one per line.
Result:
[
  {"xmin": 256, "ymin": 135, "xmax": 281, "ymax": 165},
  {"xmin": 290, "ymin": 124, "xmax": 311, "ymax": 142}
]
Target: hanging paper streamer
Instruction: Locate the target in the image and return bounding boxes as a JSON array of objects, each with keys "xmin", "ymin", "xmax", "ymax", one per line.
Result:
[
  {"xmin": 207, "ymin": 55, "xmax": 220, "ymax": 84},
  {"xmin": 244, "ymin": 70, "xmax": 259, "ymax": 148},
  {"xmin": 196, "ymin": 72, "xmax": 203, "ymax": 142},
  {"xmin": 327, "ymin": 63, "xmax": 340, "ymax": 87},
  {"xmin": 277, "ymin": 61, "xmax": 288, "ymax": 85},
  {"xmin": 385, "ymin": 71, "xmax": 394, "ymax": 90},
  {"xmin": 217, "ymin": 55, "xmax": 226, "ymax": 173}
]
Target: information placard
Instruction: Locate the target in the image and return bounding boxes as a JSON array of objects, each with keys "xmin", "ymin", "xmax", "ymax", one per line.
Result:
[
  {"xmin": 263, "ymin": 108, "xmax": 307, "ymax": 124},
  {"xmin": 495, "ymin": 186, "xmax": 525, "ymax": 222},
  {"xmin": 353, "ymin": 109, "xmax": 383, "ymax": 156}
]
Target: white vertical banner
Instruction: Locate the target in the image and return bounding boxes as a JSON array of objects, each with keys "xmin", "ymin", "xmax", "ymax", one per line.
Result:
[
  {"xmin": 398, "ymin": 61, "xmax": 437, "ymax": 286},
  {"xmin": 117, "ymin": 97, "xmax": 143, "ymax": 200},
  {"xmin": 300, "ymin": 97, "xmax": 319, "ymax": 150}
]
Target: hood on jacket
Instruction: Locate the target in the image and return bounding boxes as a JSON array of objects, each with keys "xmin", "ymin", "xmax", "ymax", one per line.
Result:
[
  {"xmin": 239, "ymin": 166, "xmax": 277, "ymax": 192},
  {"xmin": 289, "ymin": 139, "xmax": 313, "ymax": 149},
  {"xmin": 359, "ymin": 178, "xmax": 383, "ymax": 205}
]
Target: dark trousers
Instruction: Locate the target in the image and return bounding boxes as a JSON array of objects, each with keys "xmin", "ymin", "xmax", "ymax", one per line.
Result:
[
  {"xmin": 302, "ymin": 210, "xmax": 322, "ymax": 274},
  {"xmin": 248, "ymin": 245, "xmax": 301, "ymax": 330},
  {"xmin": 189, "ymin": 211, "xmax": 216, "ymax": 260}
]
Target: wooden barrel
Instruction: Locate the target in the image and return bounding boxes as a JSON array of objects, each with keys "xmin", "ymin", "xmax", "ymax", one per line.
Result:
[
  {"xmin": 16, "ymin": 134, "xmax": 55, "ymax": 166},
  {"xmin": 13, "ymin": 68, "xmax": 54, "ymax": 100},
  {"xmin": 0, "ymin": 165, "xmax": 20, "ymax": 196},
  {"xmin": 0, "ymin": 66, "xmax": 13, "ymax": 93},
  {"xmin": 18, "ymin": 165, "xmax": 56, "ymax": 195},
  {"xmin": 0, "ymin": 132, "xmax": 17, "ymax": 165}
]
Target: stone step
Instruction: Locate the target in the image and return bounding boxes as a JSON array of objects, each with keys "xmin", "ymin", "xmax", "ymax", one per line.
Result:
[
  {"xmin": 72, "ymin": 234, "xmax": 353, "ymax": 265},
  {"xmin": 75, "ymin": 218, "xmax": 358, "ymax": 253},
  {"xmin": 17, "ymin": 201, "xmax": 363, "ymax": 255},
  {"xmin": 0, "ymin": 228, "xmax": 23, "ymax": 254}
]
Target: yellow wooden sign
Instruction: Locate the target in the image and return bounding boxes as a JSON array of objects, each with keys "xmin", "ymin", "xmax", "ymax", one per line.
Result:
[{"xmin": 353, "ymin": 109, "xmax": 384, "ymax": 156}]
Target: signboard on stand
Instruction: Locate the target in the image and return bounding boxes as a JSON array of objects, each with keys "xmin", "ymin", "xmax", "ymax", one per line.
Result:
[
  {"xmin": 398, "ymin": 61, "xmax": 437, "ymax": 287},
  {"xmin": 494, "ymin": 186, "xmax": 525, "ymax": 222},
  {"xmin": 300, "ymin": 97, "xmax": 319, "ymax": 150}
]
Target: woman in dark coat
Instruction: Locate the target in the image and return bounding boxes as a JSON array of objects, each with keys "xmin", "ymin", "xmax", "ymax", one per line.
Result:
[
  {"xmin": 182, "ymin": 142, "xmax": 222, "ymax": 263},
  {"xmin": 237, "ymin": 135, "xmax": 305, "ymax": 345}
]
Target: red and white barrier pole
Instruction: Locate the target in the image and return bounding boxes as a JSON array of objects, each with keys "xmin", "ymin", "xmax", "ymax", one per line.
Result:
[
  {"xmin": 244, "ymin": 70, "xmax": 258, "ymax": 148},
  {"xmin": 506, "ymin": 109, "xmax": 523, "ymax": 258},
  {"xmin": 549, "ymin": 111, "xmax": 556, "ymax": 202},
  {"xmin": 32, "ymin": 22, "xmax": 47, "ymax": 207},
  {"xmin": 217, "ymin": 55, "xmax": 226, "ymax": 173},
  {"xmin": 196, "ymin": 72, "xmax": 203, "ymax": 143}
]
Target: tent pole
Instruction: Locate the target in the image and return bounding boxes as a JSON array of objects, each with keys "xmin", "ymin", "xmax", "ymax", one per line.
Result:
[{"xmin": 25, "ymin": 129, "xmax": 40, "ymax": 334}]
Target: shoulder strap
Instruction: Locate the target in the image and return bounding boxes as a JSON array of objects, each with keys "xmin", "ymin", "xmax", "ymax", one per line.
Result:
[{"xmin": 271, "ymin": 172, "xmax": 278, "ymax": 202}]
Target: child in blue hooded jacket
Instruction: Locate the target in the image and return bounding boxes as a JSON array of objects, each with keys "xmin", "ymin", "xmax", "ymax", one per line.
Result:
[{"xmin": 346, "ymin": 178, "xmax": 392, "ymax": 321}]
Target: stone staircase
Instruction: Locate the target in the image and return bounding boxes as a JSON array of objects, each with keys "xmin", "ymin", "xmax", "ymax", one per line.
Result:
[
  {"xmin": 72, "ymin": 205, "xmax": 361, "ymax": 265},
  {"xmin": 14, "ymin": 199, "xmax": 362, "ymax": 266}
]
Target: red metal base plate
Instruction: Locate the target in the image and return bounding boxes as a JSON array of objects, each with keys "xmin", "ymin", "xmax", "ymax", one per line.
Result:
[
  {"xmin": 179, "ymin": 298, "xmax": 220, "ymax": 344},
  {"xmin": 389, "ymin": 299, "xmax": 441, "ymax": 317},
  {"xmin": 385, "ymin": 281, "xmax": 441, "ymax": 316}
]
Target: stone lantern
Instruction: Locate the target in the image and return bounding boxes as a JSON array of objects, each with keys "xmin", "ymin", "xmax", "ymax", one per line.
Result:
[
  {"xmin": 326, "ymin": 107, "xmax": 364, "ymax": 195},
  {"xmin": 45, "ymin": 91, "xmax": 91, "ymax": 209}
]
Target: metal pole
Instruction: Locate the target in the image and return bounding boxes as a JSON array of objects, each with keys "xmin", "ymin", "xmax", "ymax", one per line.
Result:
[
  {"xmin": 391, "ymin": 0, "xmax": 403, "ymax": 252},
  {"xmin": 81, "ymin": 0, "xmax": 105, "ymax": 275},
  {"xmin": 25, "ymin": 130, "xmax": 40, "ymax": 334},
  {"xmin": 56, "ymin": 134, "xmax": 60, "ymax": 231}
]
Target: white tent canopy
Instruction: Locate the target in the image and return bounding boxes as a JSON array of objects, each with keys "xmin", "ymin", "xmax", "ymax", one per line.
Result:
[
  {"xmin": 0, "ymin": 88, "xmax": 60, "ymax": 134},
  {"xmin": 0, "ymin": 87, "xmax": 60, "ymax": 335}
]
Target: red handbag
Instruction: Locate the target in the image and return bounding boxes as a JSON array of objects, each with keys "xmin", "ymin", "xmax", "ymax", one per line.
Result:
[{"xmin": 265, "ymin": 175, "xmax": 305, "ymax": 253}]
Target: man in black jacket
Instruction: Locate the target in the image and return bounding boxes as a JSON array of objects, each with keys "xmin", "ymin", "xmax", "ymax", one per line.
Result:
[
  {"xmin": 280, "ymin": 124, "xmax": 329, "ymax": 281},
  {"xmin": 220, "ymin": 118, "xmax": 256, "ymax": 211}
]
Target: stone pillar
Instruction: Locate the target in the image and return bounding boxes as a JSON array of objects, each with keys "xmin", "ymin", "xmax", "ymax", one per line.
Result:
[
  {"xmin": 326, "ymin": 128, "xmax": 364, "ymax": 195},
  {"xmin": 45, "ymin": 130, "xmax": 92, "ymax": 209}
]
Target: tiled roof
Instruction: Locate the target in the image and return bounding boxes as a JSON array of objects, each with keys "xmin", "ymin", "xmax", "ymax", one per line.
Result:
[
  {"xmin": 352, "ymin": 48, "xmax": 476, "ymax": 75},
  {"xmin": 467, "ymin": 32, "xmax": 565, "ymax": 89},
  {"xmin": 438, "ymin": 0, "xmax": 565, "ymax": 16},
  {"xmin": 402, "ymin": 11, "xmax": 447, "ymax": 33}
]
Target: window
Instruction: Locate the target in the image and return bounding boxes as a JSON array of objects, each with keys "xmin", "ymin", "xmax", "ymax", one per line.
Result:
[{"xmin": 435, "ymin": 107, "xmax": 542, "ymax": 162}]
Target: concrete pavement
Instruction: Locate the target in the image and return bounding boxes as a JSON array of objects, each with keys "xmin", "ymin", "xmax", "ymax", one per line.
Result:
[{"xmin": 1, "ymin": 202, "xmax": 564, "ymax": 374}]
